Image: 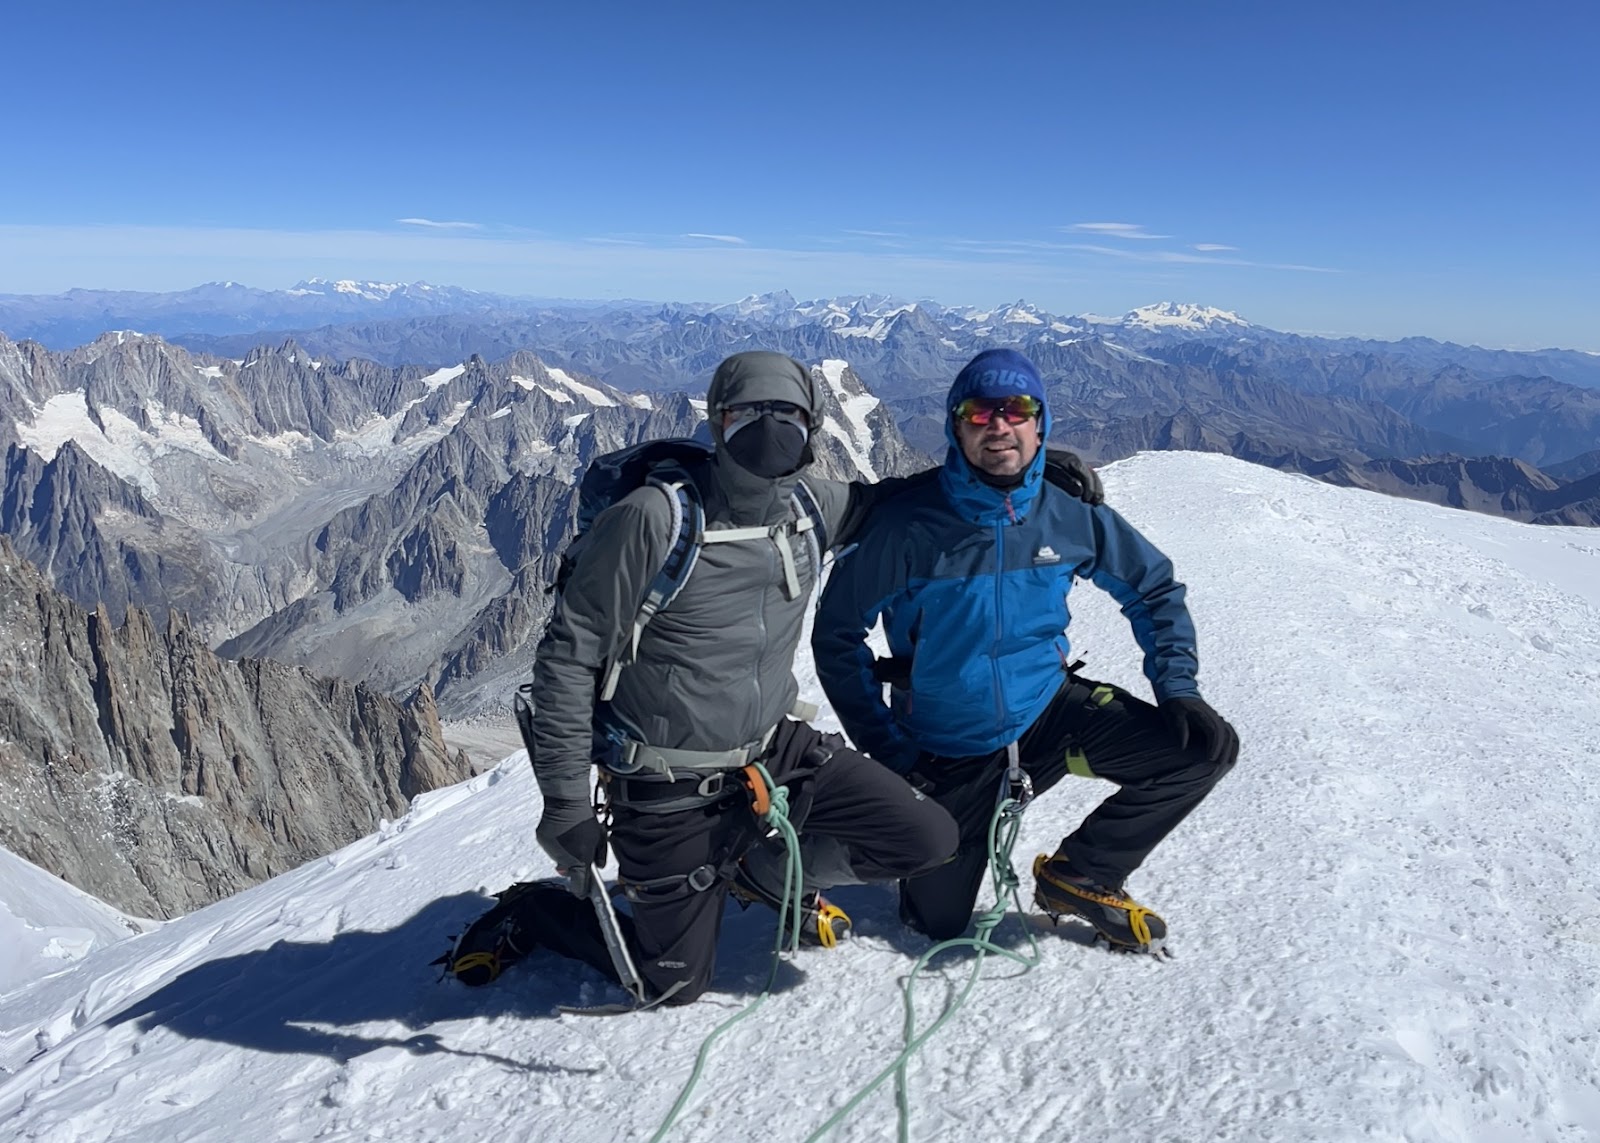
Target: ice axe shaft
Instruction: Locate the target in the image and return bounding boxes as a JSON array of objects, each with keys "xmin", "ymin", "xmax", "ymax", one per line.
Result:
[{"xmin": 582, "ymin": 865, "xmax": 647, "ymax": 1005}]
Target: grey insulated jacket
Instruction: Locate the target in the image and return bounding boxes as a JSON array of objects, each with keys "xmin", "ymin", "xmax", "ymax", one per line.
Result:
[{"xmin": 529, "ymin": 352, "xmax": 856, "ymax": 808}]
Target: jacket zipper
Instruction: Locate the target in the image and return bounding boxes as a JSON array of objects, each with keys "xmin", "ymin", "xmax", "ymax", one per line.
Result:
[{"xmin": 990, "ymin": 499, "xmax": 1010, "ymax": 736}]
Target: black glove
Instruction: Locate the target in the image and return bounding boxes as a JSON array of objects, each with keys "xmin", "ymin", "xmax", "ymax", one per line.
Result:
[
  {"xmin": 536, "ymin": 801, "xmax": 607, "ymax": 897},
  {"xmin": 1160, "ymin": 697, "xmax": 1240, "ymax": 767},
  {"xmin": 1044, "ymin": 448, "xmax": 1104, "ymax": 506}
]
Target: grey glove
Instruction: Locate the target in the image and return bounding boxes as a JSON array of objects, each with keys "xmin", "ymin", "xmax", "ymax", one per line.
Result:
[{"xmin": 536, "ymin": 799, "xmax": 607, "ymax": 897}]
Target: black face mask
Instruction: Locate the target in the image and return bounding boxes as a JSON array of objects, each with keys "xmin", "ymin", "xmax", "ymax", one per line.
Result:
[{"xmin": 724, "ymin": 416, "xmax": 810, "ymax": 478}]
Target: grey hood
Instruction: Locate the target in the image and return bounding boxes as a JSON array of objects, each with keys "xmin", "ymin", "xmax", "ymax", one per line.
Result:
[{"xmin": 703, "ymin": 351, "xmax": 823, "ymax": 527}]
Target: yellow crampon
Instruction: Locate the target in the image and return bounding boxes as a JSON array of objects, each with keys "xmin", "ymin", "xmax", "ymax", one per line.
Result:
[
  {"xmin": 451, "ymin": 950, "xmax": 503, "ymax": 986},
  {"xmin": 1032, "ymin": 854, "xmax": 1161, "ymax": 951},
  {"xmin": 812, "ymin": 901, "xmax": 850, "ymax": 948}
]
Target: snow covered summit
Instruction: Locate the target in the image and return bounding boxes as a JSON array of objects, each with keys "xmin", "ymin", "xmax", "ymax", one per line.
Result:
[
  {"xmin": 1112, "ymin": 301, "xmax": 1251, "ymax": 332},
  {"xmin": 2, "ymin": 452, "xmax": 1597, "ymax": 1142}
]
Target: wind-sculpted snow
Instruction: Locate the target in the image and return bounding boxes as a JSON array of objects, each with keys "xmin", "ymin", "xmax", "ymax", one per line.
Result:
[{"xmin": 1, "ymin": 453, "xmax": 1596, "ymax": 1140}]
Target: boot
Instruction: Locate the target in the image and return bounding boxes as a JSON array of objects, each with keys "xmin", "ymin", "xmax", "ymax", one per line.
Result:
[
  {"xmin": 1033, "ymin": 853, "xmax": 1166, "ymax": 953},
  {"xmin": 731, "ymin": 855, "xmax": 853, "ymax": 948},
  {"xmin": 443, "ymin": 880, "xmax": 562, "ymax": 985}
]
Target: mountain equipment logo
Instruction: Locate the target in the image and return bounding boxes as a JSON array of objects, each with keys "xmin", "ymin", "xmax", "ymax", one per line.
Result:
[{"xmin": 1034, "ymin": 546, "xmax": 1061, "ymax": 564}]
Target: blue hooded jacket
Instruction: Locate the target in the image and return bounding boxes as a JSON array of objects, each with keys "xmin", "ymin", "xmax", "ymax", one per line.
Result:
[{"xmin": 812, "ymin": 365, "xmax": 1201, "ymax": 770}]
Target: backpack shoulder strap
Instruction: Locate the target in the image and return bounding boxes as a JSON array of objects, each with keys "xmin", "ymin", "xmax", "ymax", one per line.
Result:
[
  {"xmin": 641, "ymin": 466, "xmax": 706, "ymax": 617},
  {"xmin": 599, "ymin": 467, "xmax": 704, "ymax": 701},
  {"xmin": 789, "ymin": 479, "xmax": 828, "ymax": 595},
  {"xmin": 790, "ymin": 478, "xmax": 829, "ymax": 557}
]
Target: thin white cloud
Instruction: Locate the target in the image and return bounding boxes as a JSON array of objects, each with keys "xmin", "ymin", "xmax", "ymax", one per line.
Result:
[
  {"xmin": 1064, "ymin": 222, "xmax": 1169, "ymax": 240},
  {"xmin": 682, "ymin": 233, "xmax": 747, "ymax": 245},
  {"xmin": 843, "ymin": 229, "xmax": 905, "ymax": 239},
  {"xmin": 1193, "ymin": 243, "xmax": 1238, "ymax": 252},
  {"xmin": 1067, "ymin": 243, "xmax": 1338, "ymax": 273},
  {"xmin": 396, "ymin": 217, "xmax": 482, "ymax": 230},
  {"xmin": 943, "ymin": 237, "xmax": 1083, "ymax": 256}
]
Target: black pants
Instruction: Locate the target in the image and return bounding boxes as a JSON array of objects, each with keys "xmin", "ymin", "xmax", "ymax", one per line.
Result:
[
  {"xmin": 536, "ymin": 719, "xmax": 958, "ymax": 1003},
  {"xmin": 900, "ymin": 676, "xmax": 1235, "ymax": 942}
]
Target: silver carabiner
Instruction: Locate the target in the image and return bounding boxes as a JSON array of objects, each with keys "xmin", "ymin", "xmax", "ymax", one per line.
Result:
[{"xmin": 998, "ymin": 741, "xmax": 1033, "ymax": 812}]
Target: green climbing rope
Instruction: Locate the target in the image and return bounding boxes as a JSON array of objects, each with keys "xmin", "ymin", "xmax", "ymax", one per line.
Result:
[
  {"xmin": 649, "ymin": 766, "xmax": 1041, "ymax": 1143},
  {"xmin": 802, "ymin": 789, "xmax": 1042, "ymax": 1143},
  {"xmin": 647, "ymin": 761, "xmax": 805, "ymax": 1143}
]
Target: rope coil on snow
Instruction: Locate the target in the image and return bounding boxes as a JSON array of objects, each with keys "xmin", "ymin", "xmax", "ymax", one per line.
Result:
[
  {"xmin": 650, "ymin": 765, "xmax": 1041, "ymax": 1143},
  {"xmin": 804, "ymin": 784, "xmax": 1041, "ymax": 1143}
]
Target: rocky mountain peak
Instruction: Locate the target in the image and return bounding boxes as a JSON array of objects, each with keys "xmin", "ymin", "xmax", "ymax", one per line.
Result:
[{"xmin": 0, "ymin": 535, "xmax": 474, "ymax": 918}]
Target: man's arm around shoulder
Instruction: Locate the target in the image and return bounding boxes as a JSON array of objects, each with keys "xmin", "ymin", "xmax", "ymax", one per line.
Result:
[{"xmin": 813, "ymin": 517, "xmax": 921, "ymax": 772}]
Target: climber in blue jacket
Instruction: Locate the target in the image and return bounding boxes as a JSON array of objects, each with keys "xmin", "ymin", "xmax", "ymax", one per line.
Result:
[{"xmin": 813, "ymin": 348, "xmax": 1239, "ymax": 952}]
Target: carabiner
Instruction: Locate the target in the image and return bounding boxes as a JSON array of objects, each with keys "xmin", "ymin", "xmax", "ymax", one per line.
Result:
[{"xmin": 997, "ymin": 741, "xmax": 1033, "ymax": 812}]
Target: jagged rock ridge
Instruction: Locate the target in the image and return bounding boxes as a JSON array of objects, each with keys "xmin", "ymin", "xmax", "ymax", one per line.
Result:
[{"xmin": 0, "ymin": 535, "xmax": 473, "ymax": 918}]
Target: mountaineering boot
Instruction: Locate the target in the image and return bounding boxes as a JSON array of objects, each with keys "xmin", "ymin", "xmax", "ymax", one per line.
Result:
[
  {"xmin": 442, "ymin": 880, "xmax": 564, "ymax": 985},
  {"xmin": 1032, "ymin": 853, "xmax": 1167, "ymax": 953},
  {"xmin": 730, "ymin": 856, "xmax": 853, "ymax": 948}
]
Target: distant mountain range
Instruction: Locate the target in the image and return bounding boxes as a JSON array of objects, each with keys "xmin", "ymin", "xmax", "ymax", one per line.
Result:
[
  {"xmin": 0, "ymin": 279, "xmax": 520, "ymax": 346},
  {"xmin": 4, "ymin": 282, "xmax": 1598, "ymax": 391},
  {"xmin": 17, "ymin": 285, "xmax": 1592, "ymax": 483}
]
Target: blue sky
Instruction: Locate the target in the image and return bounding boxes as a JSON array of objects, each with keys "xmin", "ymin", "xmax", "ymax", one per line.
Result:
[{"xmin": 1, "ymin": 0, "xmax": 1595, "ymax": 349}]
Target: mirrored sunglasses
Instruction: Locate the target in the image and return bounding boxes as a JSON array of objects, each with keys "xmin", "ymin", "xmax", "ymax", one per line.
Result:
[
  {"xmin": 952, "ymin": 395, "xmax": 1042, "ymax": 426},
  {"xmin": 723, "ymin": 400, "xmax": 811, "ymax": 429}
]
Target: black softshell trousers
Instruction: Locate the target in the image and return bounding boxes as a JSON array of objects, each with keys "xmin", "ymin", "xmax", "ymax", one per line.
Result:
[
  {"xmin": 900, "ymin": 675, "xmax": 1235, "ymax": 942},
  {"xmin": 533, "ymin": 718, "xmax": 957, "ymax": 1003}
]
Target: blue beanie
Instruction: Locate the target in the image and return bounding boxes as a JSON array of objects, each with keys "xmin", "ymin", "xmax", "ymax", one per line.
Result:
[{"xmin": 948, "ymin": 349, "xmax": 1046, "ymax": 411}]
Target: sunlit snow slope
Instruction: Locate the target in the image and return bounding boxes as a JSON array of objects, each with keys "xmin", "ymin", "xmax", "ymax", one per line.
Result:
[
  {"xmin": 2, "ymin": 452, "xmax": 1598, "ymax": 1142},
  {"xmin": 0, "ymin": 849, "xmax": 151, "ymax": 999}
]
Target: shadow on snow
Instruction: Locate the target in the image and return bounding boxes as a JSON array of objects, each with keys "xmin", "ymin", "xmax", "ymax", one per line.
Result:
[{"xmin": 103, "ymin": 889, "xmax": 813, "ymax": 1069}]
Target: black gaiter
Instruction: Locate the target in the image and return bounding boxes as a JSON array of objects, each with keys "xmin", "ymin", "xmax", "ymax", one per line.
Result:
[{"xmin": 724, "ymin": 417, "xmax": 809, "ymax": 479}]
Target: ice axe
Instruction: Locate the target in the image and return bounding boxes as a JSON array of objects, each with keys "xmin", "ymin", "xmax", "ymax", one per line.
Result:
[
  {"xmin": 577, "ymin": 863, "xmax": 648, "ymax": 1007},
  {"xmin": 516, "ymin": 684, "xmax": 675, "ymax": 1012}
]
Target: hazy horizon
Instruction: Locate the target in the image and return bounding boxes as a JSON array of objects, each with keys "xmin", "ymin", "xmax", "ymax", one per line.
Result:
[{"xmin": 1, "ymin": 273, "xmax": 1595, "ymax": 357}]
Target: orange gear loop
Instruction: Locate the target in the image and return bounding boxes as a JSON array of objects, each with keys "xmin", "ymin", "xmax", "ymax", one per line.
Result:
[{"xmin": 741, "ymin": 763, "xmax": 772, "ymax": 816}]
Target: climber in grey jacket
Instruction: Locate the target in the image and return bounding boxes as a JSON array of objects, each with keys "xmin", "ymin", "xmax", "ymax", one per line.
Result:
[{"xmin": 526, "ymin": 350, "xmax": 960, "ymax": 1005}]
